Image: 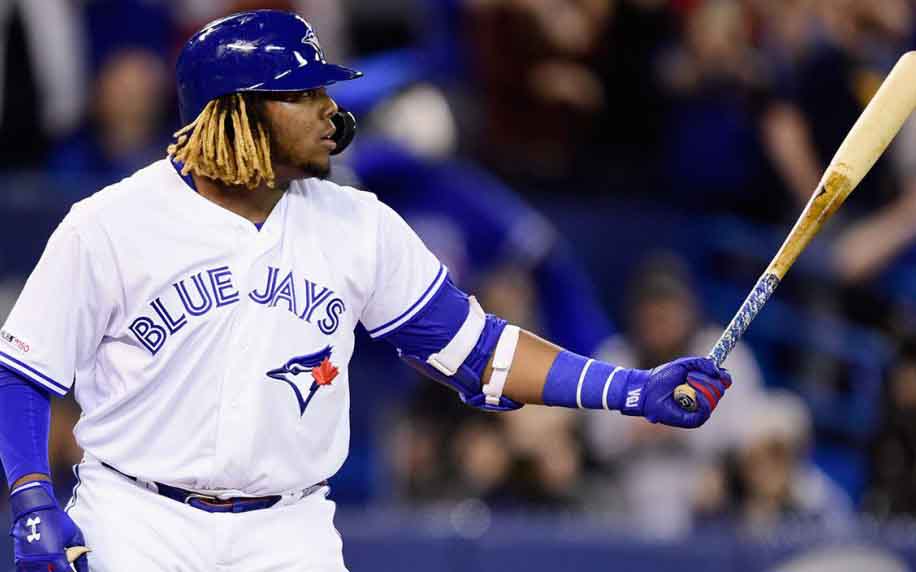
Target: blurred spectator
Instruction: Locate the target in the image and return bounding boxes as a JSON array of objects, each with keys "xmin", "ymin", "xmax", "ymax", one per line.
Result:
[
  {"xmin": 832, "ymin": 172, "xmax": 916, "ymax": 287},
  {"xmin": 0, "ymin": 0, "xmax": 87, "ymax": 169},
  {"xmin": 48, "ymin": 48, "xmax": 172, "ymax": 189},
  {"xmin": 864, "ymin": 339, "xmax": 916, "ymax": 518},
  {"xmin": 499, "ymin": 406, "xmax": 583, "ymax": 509},
  {"xmin": 582, "ymin": 252, "xmax": 765, "ymax": 535},
  {"xmin": 388, "ymin": 386, "xmax": 585, "ymax": 510},
  {"xmin": 832, "ymin": 109, "xmax": 916, "ymax": 303},
  {"xmin": 173, "ymin": 0, "xmax": 350, "ymax": 60},
  {"xmin": 657, "ymin": 0, "xmax": 801, "ymax": 223},
  {"xmin": 785, "ymin": 0, "xmax": 912, "ymax": 214},
  {"xmin": 586, "ymin": 0, "xmax": 679, "ymax": 190},
  {"xmin": 44, "ymin": 1, "xmax": 176, "ymax": 191},
  {"xmin": 458, "ymin": 0, "xmax": 612, "ymax": 184},
  {"xmin": 694, "ymin": 390, "xmax": 853, "ymax": 534},
  {"xmin": 83, "ymin": 0, "xmax": 174, "ymax": 72}
]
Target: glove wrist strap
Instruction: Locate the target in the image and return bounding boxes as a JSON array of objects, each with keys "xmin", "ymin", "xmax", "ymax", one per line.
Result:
[{"xmin": 9, "ymin": 480, "xmax": 57, "ymax": 520}]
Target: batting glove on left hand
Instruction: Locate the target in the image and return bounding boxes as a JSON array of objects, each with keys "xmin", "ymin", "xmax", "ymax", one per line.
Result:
[
  {"xmin": 9, "ymin": 481, "xmax": 89, "ymax": 572},
  {"xmin": 616, "ymin": 357, "xmax": 732, "ymax": 428}
]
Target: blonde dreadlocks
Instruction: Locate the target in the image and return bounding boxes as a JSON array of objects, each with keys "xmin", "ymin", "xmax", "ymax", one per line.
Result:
[{"xmin": 168, "ymin": 93, "xmax": 275, "ymax": 189}]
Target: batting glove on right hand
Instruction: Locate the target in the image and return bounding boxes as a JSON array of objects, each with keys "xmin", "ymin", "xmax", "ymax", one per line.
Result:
[
  {"xmin": 9, "ymin": 481, "xmax": 89, "ymax": 572},
  {"xmin": 618, "ymin": 357, "xmax": 732, "ymax": 428}
]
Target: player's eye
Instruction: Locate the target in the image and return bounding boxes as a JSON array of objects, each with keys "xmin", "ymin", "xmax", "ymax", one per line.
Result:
[{"xmin": 267, "ymin": 91, "xmax": 316, "ymax": 103}]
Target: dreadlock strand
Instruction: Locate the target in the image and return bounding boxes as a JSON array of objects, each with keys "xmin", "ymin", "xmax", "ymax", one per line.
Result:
[
  {"xmin": 185, "ymin": 121, "xmax": 208, "ymax": 176},
  {"xmin": 222, "ymin": 106, "xmax": 240, "ymax": 182},
  {"xmin": 237, "ymin": 96, "xmax": 260, "ymax": 181},
  {"xmin": 181, "ymin": 111, "xmax": 207, "ymax": 174},
  {"xmin": 214, "ymin": 105, "xmax": 230, "ymax": 171},
  {"xmin": 203, "ymin": 102, "xmax": 220, "ymax": 165},
  {"xmin": 229, "ymin": 103, "xmax": 250, "ymax": 184},
  {"xmin": 256, "ymin": 122, "xmax": 275, "ymax": 187}
]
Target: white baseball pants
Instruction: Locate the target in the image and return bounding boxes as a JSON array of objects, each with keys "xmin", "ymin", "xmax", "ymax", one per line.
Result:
[{"xmin": 66, "ymin": 458, "xmax": 348, "ymax": 571}]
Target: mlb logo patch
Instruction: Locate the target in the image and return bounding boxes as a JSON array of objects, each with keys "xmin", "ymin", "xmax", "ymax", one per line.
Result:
[{"xmin": 0, "ymin": 330, "xmax": 30, "ymax": 353}]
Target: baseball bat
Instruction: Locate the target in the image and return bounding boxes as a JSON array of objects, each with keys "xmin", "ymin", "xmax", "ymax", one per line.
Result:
[{"xmin": 673, "ymin": 51, "xmax": 916, "ymax": 412}]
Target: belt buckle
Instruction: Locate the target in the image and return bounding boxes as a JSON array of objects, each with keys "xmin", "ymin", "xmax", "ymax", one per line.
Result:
[{"xmin": 184, "ymin": 492, "xmax": 225, "ymax": 505}]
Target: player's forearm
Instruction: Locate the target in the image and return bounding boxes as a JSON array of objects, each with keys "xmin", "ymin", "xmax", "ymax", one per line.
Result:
[
  {"xmin": 482, "ymin": 327, "xmax": 731, "ymax": 427},
  {"xmin": 485, "ymin": 329, "xmax": 561, "ymax": 404}
]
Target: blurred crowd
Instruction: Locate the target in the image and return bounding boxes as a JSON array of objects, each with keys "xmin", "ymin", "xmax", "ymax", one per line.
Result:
[{"xmin": 6, "ymin": 0, "xmax": 916, "ymax": 543}]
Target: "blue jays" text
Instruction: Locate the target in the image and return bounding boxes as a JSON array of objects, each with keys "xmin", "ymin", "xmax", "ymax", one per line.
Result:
[{"xmin": 129, "ymin": 265, "xmax": 346, "ymax": 354}]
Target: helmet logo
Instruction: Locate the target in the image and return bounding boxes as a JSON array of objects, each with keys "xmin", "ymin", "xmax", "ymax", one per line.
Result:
[{"xmin": 301, "ymin": 29, "xmax": 326, "ymax": 62}]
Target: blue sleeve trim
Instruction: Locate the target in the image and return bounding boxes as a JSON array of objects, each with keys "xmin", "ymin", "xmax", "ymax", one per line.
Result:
[
  {"xmin": 367, "ymin": 264, "xmax": 447, "ymax": 338},
  {"xmin": 0, "ymin": 350, "xmax": 69, "ymax": 396},
  {"xmin": 379, "ymin": 275, "xmax": 469, "ymax": 358}
]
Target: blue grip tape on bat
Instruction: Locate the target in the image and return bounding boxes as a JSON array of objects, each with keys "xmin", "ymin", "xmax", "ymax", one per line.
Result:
[{"xmin": 673, "ymin": 273, "xmax": 779, "ymax": 412}]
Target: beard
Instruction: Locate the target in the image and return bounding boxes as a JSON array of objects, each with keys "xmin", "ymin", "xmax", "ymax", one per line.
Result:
[
  {"xmin": 297, "ymin": 159, "xmax": 331, "ymax": 180},
  {"xmin": 270, "ymin": 144, "xmax": 331, "ymax": 181}
]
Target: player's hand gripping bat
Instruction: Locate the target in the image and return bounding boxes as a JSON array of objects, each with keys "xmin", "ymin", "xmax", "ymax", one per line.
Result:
[{"xmin": 673, "ymin": 51, "xmax": 916, "ymax": 412}]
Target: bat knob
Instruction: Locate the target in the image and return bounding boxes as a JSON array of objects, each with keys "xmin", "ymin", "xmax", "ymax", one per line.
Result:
[
  {"xmin": 673, "ymin": 383, "xmax": 698, "ymax": 412},
  {"xmin": 67, "ymin": 546, "xmax": 91, "ymax": 563}
]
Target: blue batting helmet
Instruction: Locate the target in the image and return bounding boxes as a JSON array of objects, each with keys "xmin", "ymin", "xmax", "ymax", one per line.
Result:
[{"xmin": 176, "ymin": 10, "xmax": 362, "ymax": 125}]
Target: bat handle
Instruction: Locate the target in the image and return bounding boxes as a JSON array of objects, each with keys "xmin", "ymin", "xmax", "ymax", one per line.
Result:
[{"xmin": 673, "ymin": 272, "xmax": 781, "ymax": 412}]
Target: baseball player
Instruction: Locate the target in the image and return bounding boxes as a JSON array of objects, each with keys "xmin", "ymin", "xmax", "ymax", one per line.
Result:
[{"xmin": 0, "ymin": 11, "xmax": 732, "ymax": 571}]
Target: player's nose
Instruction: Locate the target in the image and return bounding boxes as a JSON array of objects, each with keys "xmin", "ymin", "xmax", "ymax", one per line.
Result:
[{"xmin": 317, "ymin": 89, "xmax": 338, "ymax": 119}]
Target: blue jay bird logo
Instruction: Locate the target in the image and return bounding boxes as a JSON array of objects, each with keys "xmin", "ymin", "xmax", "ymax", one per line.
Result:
[
  {"xmin": 267, "ymin": 346, "xmax": 338, "ymax": 416},
  {"xmin": 301, "ymin": 28, "xmax": 326, "ymax": 62}
]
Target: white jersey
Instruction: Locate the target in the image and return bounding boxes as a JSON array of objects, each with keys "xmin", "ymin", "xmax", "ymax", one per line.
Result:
[{"xmin": 0, "ymin": 158, "xmax": 445, "ymax": 496}]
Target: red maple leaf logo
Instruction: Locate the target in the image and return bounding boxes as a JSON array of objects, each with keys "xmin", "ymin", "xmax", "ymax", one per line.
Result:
[{"xmin": 312, "ymin": 357, "xmax": 339, "ymax": 386}]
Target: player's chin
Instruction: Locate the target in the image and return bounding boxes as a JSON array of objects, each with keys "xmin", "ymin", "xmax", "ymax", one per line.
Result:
[{"xmin": 298, "ymin": 158, "xmax": 331, "ymax": 180}]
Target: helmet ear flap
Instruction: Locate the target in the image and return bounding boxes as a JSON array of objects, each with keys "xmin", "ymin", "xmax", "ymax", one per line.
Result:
[{"xmin": 329, "ymin": 109, "xmax": 356, "ymax": 155}]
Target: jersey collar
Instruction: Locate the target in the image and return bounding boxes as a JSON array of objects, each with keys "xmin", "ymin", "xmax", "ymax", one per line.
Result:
[
  {"xmin": 169, "ymin": 156, "xmax": 198, "ymax": 192},
  {"xmin": 166, "ymin": 157, "xmax": 279, "ymax": 233}
]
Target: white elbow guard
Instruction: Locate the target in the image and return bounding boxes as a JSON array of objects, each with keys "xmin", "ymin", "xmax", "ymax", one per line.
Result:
[{"xmin": 481, "ymin": 325, "xmax": 520, "ymax": 406}]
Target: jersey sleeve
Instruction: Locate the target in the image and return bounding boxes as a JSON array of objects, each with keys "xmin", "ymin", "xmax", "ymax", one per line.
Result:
[
  {"xmin": 0, "ymin": 221, "xmax": 111, "ymax": 396},
  {"xmin": 361, "ymin": 201, "xmax": 447, "ymax": 339}
]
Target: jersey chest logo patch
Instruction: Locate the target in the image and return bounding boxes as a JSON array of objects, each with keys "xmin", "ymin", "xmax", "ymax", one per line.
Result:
[{"xmin": 266, "ymin": 346, "xmax": 339, "ymax": 416}]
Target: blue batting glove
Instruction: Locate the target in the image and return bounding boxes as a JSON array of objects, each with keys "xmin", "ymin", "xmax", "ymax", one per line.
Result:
[
  {"xmin": 9, "ymin": 481, "xmax": 89, "ymax": 572},
  {"xmin": 617, "ymin": 357, "xmax": 732, "ymax": 428}
]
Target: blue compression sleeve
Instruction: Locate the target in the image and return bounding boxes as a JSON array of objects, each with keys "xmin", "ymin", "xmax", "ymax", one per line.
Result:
[{"xmin": 0, "ymin": 365, "xmax": 52, "ymax": 486}]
